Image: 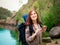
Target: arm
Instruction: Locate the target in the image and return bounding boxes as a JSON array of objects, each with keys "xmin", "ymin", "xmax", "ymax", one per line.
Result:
[{"xmin": 25, "ymin": 26, "xmax": 36, "ymax": 42}]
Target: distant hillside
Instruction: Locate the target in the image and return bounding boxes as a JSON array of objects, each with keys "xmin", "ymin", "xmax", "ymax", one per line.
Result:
[{"xmin": 0, "ymin": 7, "xmax": 12, "ymax": 19}]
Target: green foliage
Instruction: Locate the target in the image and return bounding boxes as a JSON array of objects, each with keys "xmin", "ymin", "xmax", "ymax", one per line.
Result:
[
  {"xmin": 10, "ymin": 30, "xmax": 22, "ymax": 45},
  {"xmin": 18, "ymin": 18, "xmax": 24, "ymax": 24},
  {"xmin": 42, "ymin": 11, "xmax": 57, "ymax": 31},
  {"xmin": 43, "ymin": 32, "xmax": 49, "ymax": 37},
  {"xmin": 36, "ymin": 0, "xmax": 58, "ymax": 31},
  {"xmin": 53, "ymin": 0, "xmax": 60, "ymax": 23},
  {"xmin": 15, "ymin": 10, "xmax": 24, "ymax": 25},
  {"xmin": 15, "ymin": 10, "xmax": 23, "ymax": 20},
  {"xmin": 38, "ymin": 0, "xmax": 47, "ymax": 10},
  {"xmin": 37, "ymin": 0, "xmax": 52, "ymax": 21},
  {"xmin": 10, "ymin": 30, "xmax": 18, "ymax": 40},
  {"xmin": 33, "ymin": 1, "xmax": 39, "ymax": 10},
  {"xmin": 0, "ymin": 7, "xmax": 12, "ymax": 19},
  {"xmin": 14, "ymin": 10, "xmax": 22, "ymax": 25},
  {"xmin": 0, "ymin": 25, "xmax": 4, "ymax": 29}
]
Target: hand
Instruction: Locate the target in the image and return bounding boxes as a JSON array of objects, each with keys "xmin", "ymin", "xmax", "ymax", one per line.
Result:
[
  {"xmin": 42, "ymin": 25, "xmax": 47, "ymax": 32},
  {"xmin": 35, "ymin": 28, "xmax": 42, "ymax": 35}
]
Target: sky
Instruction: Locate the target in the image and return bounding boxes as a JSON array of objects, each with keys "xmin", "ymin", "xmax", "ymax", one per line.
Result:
[{"xmin": 0, "ymin": 0, "xmax": 28, "ymax": 12}]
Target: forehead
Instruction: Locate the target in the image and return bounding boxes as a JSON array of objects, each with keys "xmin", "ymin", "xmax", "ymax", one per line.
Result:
[{"xmin": 31, "ymin": 10, "xmax": 36, "ymax": 14}]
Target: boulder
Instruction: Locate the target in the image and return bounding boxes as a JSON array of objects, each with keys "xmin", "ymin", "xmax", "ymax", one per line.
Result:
[{"xmin": 49, "ymin": 26, "xmax": 60, "ymax": 38}]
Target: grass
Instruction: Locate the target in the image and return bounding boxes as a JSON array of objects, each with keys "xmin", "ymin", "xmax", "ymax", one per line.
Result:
[{"xmin": 43, "ymin": 31, "xmax": 50, "ymax": 37}]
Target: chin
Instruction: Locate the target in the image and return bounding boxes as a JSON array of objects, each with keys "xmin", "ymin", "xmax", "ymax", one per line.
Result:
[
  {"xmin": 31, "ymin": 17, "xmax": 37, "ymax": 21},
  {"xmin": 33, "ymin": 19, "xmax": 37, "ymax": 21}
]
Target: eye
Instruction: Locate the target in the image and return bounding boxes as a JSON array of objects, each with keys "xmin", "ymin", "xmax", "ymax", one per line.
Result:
[
  {"xmin": 31, "ymin": 14, "xmax": 33, "ymax": 15},
  {"xmin": 34, "ymin": 13, "xmax": 36, "ymax": 15}
]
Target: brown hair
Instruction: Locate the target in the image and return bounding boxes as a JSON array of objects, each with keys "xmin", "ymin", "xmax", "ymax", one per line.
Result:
[{"xmin": 25, "ymin": 9, "xmax": 41, "ymax": 26}]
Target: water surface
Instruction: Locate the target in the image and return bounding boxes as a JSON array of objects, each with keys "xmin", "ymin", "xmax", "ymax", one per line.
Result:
[{"xmin": 0, "ymin": 29, "xmax": 17, "ymax": 45}]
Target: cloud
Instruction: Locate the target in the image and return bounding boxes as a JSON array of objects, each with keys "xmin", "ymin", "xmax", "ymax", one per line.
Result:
[{"xmin": 0, "ymin": 0, "xmax": 28, "ymax": 12}]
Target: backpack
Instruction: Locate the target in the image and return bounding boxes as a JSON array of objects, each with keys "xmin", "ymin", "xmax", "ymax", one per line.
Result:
[
  {"xmin": 18, "ymin": 23, "xmax": 28, "ymax": 45},
  {"xmin": 18, "ymin": 15, "xmax": 28, "ymax": 45}
]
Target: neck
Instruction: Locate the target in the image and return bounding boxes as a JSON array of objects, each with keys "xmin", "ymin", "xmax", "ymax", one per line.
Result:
[{"xmin": 32, "ymin": 20, "xmax": 37, "ymax": 25}]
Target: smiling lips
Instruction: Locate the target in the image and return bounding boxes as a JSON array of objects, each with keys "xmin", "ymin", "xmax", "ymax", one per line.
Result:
[{"xmin": 33, "ymin": 16, "xmax": 37, "ymax": 18}]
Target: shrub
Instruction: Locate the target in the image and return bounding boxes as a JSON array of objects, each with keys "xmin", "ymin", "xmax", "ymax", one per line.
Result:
[{"xmin": 42, "ymin": 12, "xmax": 57, "ymax": 31}]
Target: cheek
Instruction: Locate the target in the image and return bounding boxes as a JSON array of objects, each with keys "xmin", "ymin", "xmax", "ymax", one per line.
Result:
[
  {"xmin": 34, "ymin": 14, "xmax": 37, "ymax": 19},
  {"xmin": 33, "ymin": 14, "xmax": 37, "ymax": 19},
  {"xmin": 30, "ymin": 15, "xmax": 33, "ymax": 20},
  {"xmin": 30, "ymin": 14, "xmax": 37, "ymax": 20}
]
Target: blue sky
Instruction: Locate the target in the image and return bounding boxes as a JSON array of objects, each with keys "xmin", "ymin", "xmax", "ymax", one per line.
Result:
[{"xmin": 0, "ymin": 0, "xmax": 28, "ymax": 12}]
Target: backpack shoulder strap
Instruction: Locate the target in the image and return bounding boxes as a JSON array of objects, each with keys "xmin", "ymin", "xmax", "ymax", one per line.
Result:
[
  {"xmin": 29, "ymin": 25, "xmax": 35, "ymax": 36},
  {"xmin": 39, "ymin": 22, "xmax": 42, "ymax": 28},
  {"xmin": 28, "ymin": 23, "xmax": 42, "ymax": 36}
]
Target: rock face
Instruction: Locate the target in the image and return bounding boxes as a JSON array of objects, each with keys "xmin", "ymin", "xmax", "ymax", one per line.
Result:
[{"xmin": 49, "ymin": 26, "xmax": 60, "ymax": 38}]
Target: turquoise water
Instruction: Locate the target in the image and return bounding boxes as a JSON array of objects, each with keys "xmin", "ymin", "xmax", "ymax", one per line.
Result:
[{"xmin": 0, "ymin": 29, "xmax": 17, "ymax": 45}]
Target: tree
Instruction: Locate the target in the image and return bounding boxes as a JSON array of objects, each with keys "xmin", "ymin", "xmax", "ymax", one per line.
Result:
[
  {"xmin": 52, "ymin": 0, "xmax": 60, "ymax": 25},
  {"xmin": 0, "ymin": 7, "xmax": 12, "ymax": 19}
]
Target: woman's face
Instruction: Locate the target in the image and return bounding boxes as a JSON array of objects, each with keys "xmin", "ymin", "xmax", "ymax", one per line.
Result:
[{"xmin": 30, "ymin": 10, "xmax": 37, "ymax": 21}]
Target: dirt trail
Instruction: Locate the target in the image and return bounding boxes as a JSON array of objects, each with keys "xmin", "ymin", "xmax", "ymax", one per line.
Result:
[{"xmin": 46, "ymin": 39, "xmax": 60, "ymax": 45}]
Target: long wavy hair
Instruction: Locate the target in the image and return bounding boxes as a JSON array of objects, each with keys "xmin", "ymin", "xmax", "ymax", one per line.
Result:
[{"xmin": 25, "ymin": 9, "xmax": 41, "ymax": 26}]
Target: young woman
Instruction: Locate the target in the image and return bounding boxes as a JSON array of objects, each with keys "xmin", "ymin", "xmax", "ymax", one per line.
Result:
[{"xmin": 25, "ymin": 9, "xmax": 47, "ymax": 45}]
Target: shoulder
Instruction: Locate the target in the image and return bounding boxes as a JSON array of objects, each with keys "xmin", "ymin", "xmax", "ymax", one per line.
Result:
[
  {"xmin": 39, "ymin": 23, "xmax": 42, "ymax": 28},
  {"xmin": 25, "ymin": 26, "xmax": 29, "ymax": 31},
  {"xmin": 38, "ymin": 23, "xmax": 42, "ymax": 28},
  {"xmin": 26, "ymin": 26, "xmax": 29, "ymax": 29},
  {"xmin": 25, "ymin": 26, "xmax": 30, "ymax": 33}
]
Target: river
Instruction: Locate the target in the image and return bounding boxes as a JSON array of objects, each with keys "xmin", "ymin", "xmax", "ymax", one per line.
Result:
[{"xmin": 0, "ymin": 28, "xmax": 21, "ymax": 45}]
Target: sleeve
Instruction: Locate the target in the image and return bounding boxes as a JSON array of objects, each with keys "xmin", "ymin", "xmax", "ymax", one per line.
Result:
[{"xmin": 25, "ymin": 26, "xmax": 35, "ymax": 42}]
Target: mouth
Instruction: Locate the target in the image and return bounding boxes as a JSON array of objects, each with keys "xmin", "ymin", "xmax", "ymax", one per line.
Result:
[{"xmin": 33, "ymin": 16, "xmax": 36, "ymax": 18}]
